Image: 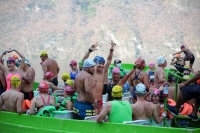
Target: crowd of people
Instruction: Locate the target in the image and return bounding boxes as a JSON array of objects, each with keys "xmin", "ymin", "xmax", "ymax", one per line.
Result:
[{"xmin": 0, "ymin": 43, "xmax": 199, "ymax": 125}]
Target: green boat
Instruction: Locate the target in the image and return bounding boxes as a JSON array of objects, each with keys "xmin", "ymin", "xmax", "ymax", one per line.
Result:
[{"xmin": 1, "ymin": 64, "xmax": 199, "ymax": 133}]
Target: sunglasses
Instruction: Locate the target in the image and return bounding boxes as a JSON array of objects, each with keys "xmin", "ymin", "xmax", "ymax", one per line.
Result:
[
  {"xmin": 7, "ymin": 60, "xmax": 15, "ymax": 63},
  {"xmin": 184, "ymin": 73, "xmax": 189, "ymax": 75}
]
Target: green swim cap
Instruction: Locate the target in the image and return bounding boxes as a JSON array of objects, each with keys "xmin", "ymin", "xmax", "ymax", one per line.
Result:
[{"xmin": 78, "ymin": 60, "xmax": 83, "ymax": 67}]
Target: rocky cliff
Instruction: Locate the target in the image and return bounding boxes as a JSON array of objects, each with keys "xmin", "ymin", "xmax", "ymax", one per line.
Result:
[{"xmin": 0, "ymin": 0, "xmax": 199, "ymax": 59}]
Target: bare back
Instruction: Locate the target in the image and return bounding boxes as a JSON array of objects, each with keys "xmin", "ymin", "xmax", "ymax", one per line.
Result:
[
  {"xmin": 42, "ymin": 59, "xmax": 60, "ymax": 78},
  {"xmin": 75, "ymin": 71, "xmax": 96, "ymax": 102},
  {"xmin": 132, "ymin": 100, "xmax": 154, "ymax": 120},
  {"xmin": 32, "ymin": 94, "xmax": 55, "ymax": 108},
  {"xmin": 154, "ymin": 67, "xmax": 165, "ymax": 89},
  {"xmin": 0, "ymin": 90, "xmax": 24, "ymax": 113},
  {"xmin": 19, "ymin": 67, "xmax": 35, "ymax": 92}
]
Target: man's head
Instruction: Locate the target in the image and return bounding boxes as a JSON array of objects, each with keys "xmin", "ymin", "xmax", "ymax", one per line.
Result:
[
  {"xmin": 61, "ymin": 72, "xmax": 70, "ymax": 82},
  {"xmin": 112, "ymin": 85, "xmax": 123, "ymax": 100},
  {"xmin": 157, "ymin": 56, "xmax": 167, "ymax": 67},
  {"xmin": 69, "ymin": 60, "xmax": 77, "ymax": 70},
  {"xmin": 112, "ymin": 67, "xmax": 120, "ymax": 81},
  {"xmin": 6, "ymin": 57, "xmax": 16, "ymax": 71},
  {"xmin": 135, "ymin": 83, "xmax": 146, "ymax": 97},
  {"xmin": 10, "ymin": 76, "xmax": 21, "ymax": 89},
  {"xmin": 83, "ymin": 58, "xmax": 96, "ymax": 75},
  {"xmin": 38, "ymin": 81, "xmax": 49, "ymax": 93},
  {"xmin": 114, "ymin": 59, "xmax": 122, "ymax": 68},
  {"xmin": 78, "ymin": 60, "xmax": 83, "ymax": 71},
  {"xmin": 180, "ymin": 45, "xmax": 185, "ymax": 50},
  {"xmin": 135, "ymin": 58, "xmax": 146, "ymax": 69},
  {"xmin": 93, "ymin": 56, "xmax": 105, "ymax": 72},
  {"xmin": 44, "ymin": 71, "xmax": 54, "ymax": 81},
  {"xmin": 17, "ymin": 58, "xmax": 31, "ymax": 67},
  {"xmin": 175, "ymin": 54, "xmax": 181, "ymax": 60},
  {"xmin": 40, "ymin": 51, "xmax": 48, "ymax": 62}
]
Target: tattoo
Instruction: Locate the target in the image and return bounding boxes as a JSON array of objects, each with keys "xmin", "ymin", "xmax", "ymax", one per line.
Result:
[
  {"xmin": 134, "ymin": 107, "xmax": 142, "ymax": 117},
  {"xmin": 36, "ymin": 97, "xmax": 40, "ymax": 101},
  {"xmin": 87, "ymin": 75, "xmax": 90, "ymax": 87},
  {"xmin": 144, "ymin": 104, "xmax": 151, "ymax": 116}
]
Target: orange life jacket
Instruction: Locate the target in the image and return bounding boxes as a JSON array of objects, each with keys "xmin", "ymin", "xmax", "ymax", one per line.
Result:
[{"xmin": 22, "ymin": 100, "xmax": 31, "ymax": 110}]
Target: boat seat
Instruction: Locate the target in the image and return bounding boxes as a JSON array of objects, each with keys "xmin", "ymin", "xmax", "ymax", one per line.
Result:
[
  {"xmin": 84, "ymin": 115, "xmax": 99, "ymax": 121},
  {"xmin": 122, "ymin": 93, "xmax": 131, "ymax": 97},
  {"xmin": 57, "ymin": 96, "xmax": 65, "ymax": 103},
  {"xmin": 51, "ymin": 110, "xmax": 73, "ymax": 119},
  {"xmin": 54, "ymin": 90, "xmax": 64, "ymax": 95},
  {"xmin": 36, "ymin": 106, "xmax": 56, "ymax": 117},
  {"xmin": 122, "ymin": 96, "xmax": 132, "ymax": 104},
  {"xmin": 123, "ymin": 119, "xmax": 152, "ymax": 125},
  {"xmin": 33, "ymin": 91, "xmax": 39, "ymax": 97}
]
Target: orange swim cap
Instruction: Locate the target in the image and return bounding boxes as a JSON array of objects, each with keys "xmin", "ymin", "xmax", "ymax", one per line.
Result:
[{"xmin": 13, "ymin": 54, "xmax": 18, "ymax": 60}]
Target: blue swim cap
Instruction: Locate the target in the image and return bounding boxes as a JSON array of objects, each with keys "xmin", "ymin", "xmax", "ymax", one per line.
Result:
[{"xmin": 93, "ymin": 56, "xmax": 105, "ymax": 64}]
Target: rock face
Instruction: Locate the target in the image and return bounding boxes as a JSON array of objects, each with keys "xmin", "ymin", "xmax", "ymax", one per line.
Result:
[{"xmin": 0, "ymin": 0, "xmax": 199, "ymax": 59}]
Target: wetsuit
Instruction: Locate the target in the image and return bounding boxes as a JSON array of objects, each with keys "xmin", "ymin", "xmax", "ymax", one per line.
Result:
[
  {"xmin": 184, "ymin": 49, "xmax": 195, "ymax": 64},
  {"xmin": 107, "ymin": 81, "xmax": 118, "ymax": 101},
  {"xmin": 51, "ymin": 78, "xmax": 58, "ymax": 86},
  {"xmin": 0, "ymin": 82, "xmax": 5, "ymax": 95},
  {"xmin": 132, "ymin": 71, "xmax": 143, "ymax": 100},
  {"xmin": 70, "ymin": 70, "xmax": 78, "ymax": 80}
]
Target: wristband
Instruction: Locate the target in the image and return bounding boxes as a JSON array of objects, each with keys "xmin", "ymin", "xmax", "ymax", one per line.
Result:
[
  {"xmin": 110, "ymin": 49, "xmax": 114, "ymax": 52},
  {"xmin": 162, "ymin": 112, "xmax": 166, "ymax": 117},
  {"xmin": 88, "ymin": 49, "xmax": 92, "ymax": 52}
]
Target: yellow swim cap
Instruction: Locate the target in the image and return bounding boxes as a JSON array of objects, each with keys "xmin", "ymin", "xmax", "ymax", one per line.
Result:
[
  {"xmin": 11, "ymin": 76, "xmax": 21, "ymax": 88},
  {"xmin": 183, "ymin": 75, "xmax": 190, "ymax": 80},
  {"xmin": 40, "ymin": 51, "xmax": 48, "ymax": 57},
  {"xmin": 65, "ymin": 80, "xmax": 74, "ymax": 86},
  {"xmin": 62, "ymin": 73, "xmax": 70, "ymax": 81},
  {"xmin": 184, "ymin": 65, "xmax": 189, "ymax": 69},
  {"xmin": 112, "ymin": 85, "xmax": 123, "ymax": 98}
]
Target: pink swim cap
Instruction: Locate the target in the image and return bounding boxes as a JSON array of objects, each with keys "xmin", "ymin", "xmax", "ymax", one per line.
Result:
[
  {"xmin": 149, "ymin": 62, "xmax": 155, "ymax": 69},
  {"xmin": 153, "ymin": 88, "xmax": 160, "ymax": 95},
  {"xmin": 112, "ymin": 67, "xmax": 120, "ymax": 74}
]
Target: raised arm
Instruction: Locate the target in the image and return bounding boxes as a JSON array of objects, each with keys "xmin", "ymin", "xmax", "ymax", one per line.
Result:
[
  {"xmin": 0, "ymin": 51, "xmax": 8, "ymax": 75},
  {"xmin": 104, "ymin": 40, "xmax": 116, "ymax": 73},
  {"xmin": 118, "ymin": 67, "xmax": 136, "ymax": 87},
  {"xmin": 153, "ymin": 104, "xmax": 165, "ymax": 124},
  {"xmin": 170, "ymin": 57, "xmax": 177, "ymax": 65},
  {"xmin": 82, "ymin": 42, "xmax": 99, "ymax": 62},
  {"xmin": 173, "ymin": 49, "xmax": 183, "ymax": 55},
  {"xmin": 11, "ymin": 49, "xmax": 26, "ymax": 69},
  {"xmin": 180, "ymin": 71, "xmax": 200, "ymax": 89}
]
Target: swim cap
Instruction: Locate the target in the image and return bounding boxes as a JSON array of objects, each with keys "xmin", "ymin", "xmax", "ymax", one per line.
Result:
[
  {"xmin": 176, "ymin": 54, "xmax": 181, "ymax": 58},
  {"xmin": 78, "ymin": 60, "xmax": 83, "ymax": 67},
  {"xmin": 180, "ymin": 45, "xmax": 185, "ymax": 49},
  {"xmin": 93, "ymin": 56, "xmax": 105, "ymax": 64},
  {"xmin": 183, "ymin": 75, "xmax": 190, "ymax": 80},
  {"xmin": 157, "ymin": 56, "xmax": 166, "ymax": 65},
  {"xmin": 112, "ymin": 85, "xmax": 123, "ymax": 98},
  {"xmin": 13, "ymin": 54, "xmax": 18, "ymax": 60},
  {"xmin": 44, "ymin": 72, "xmax": 54, "ymax": 78},
  {"xmin": 135, "ymin": 58, "xmax": 145, "ymax": 68},
  {"xmin": 40, "ymin": 51, "xmax": 48, "ymax": 57},
  {"xmin": 112, "ymin": 67, "xmax": 120, "ymax": 74},
  {"xmin": 184, "ymin": 65, "xmax": 189, "ymax": 69},
  {"xmin": 114, "ymin": 59, "xmax": 121, "ymax": 64},
  {"xmin": 70, "ymin": 60, "xmax": 77, "ymax": 66},
  {"xmin": 7, "ymin": 57, "xmax": 16, "ymax": 64},
  {"xmin": 11, "ymin": 76, "xmax": 21, "ymax": 88},
  {"xmin": 83, "ymin": 58, "xmax": 96, "ymax": 68},
  {"xmin": 62, "ymin": 73, "xmax": 70, "ymax": 81},
  {"xmin": 38, "ymin": 81, "xmax": 49, "ymax": 93},
  {"xmin": 18, "ymin": 58, "xmax": 31, "ymax": 66},
  {"xmin": 136, "ymin": 83, "xmax": 146, "ymax": 94},
  {"xmin": 65, "ymin": 80, "xmax": 74, "ymax": 86},
  {"xmin": 152, "ymin": 88, "xmax": 160, "ymax": 95},
  {"xmin": 64, "ymin": 85, "xmax": 75, "ymax": 95},
  {"xmin": 149, "ymin": 62, "xmax": 155, "ymax": 69}
]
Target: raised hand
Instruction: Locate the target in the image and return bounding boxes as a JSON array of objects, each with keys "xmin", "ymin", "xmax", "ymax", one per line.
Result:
[
  {"xmin": 110, "ymin": 40, "xmax": 116, "ymax": 50},
  {"xmin": 89, "ymin": 42, "xmax": 99, "ymax": 52}
]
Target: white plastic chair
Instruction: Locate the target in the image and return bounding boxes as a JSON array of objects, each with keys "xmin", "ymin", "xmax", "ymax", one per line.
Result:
[
  {"xmin": 123, "ymin": 93, "xmax": 131, "ymax": 97},
  {"xmin": 123, "ymin": 119, "xmax": 152, "ymax": 125},
  {"xmin": 51, "ymin": 110, "xmax": 73, "ymax": 119},
  {"xmin": 102, "ymin": 94, "xmax": 108, "ymax": 104},
  {"xmin": 122, "ymin": 96, "xmax": 132, "ymax": 103},
  {"xmin": 54, "ymin": 90, "xmax": 64, "ymax": 94},
  {"xmin": 84, "ymin": 115, "xmax": 99, "ymax": 121}
]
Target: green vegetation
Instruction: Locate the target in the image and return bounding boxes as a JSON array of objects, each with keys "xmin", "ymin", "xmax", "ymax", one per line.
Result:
[{"xmin": 76, "ymin": 0, "xmax": 99, "ymax": 18}]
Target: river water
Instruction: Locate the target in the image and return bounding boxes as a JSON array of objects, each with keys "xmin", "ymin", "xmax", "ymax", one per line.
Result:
[{"xmin": 30, "ymin": 57, "xmax": 199, "ymax": 85}]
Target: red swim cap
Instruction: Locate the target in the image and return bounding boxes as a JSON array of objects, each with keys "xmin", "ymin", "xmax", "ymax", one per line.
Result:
[
  {"xmin": 180, "ymin": 45, "xmax": 185, "ymax": 49},
  {"xmin": 44, "ymin": 72, "xmax": 54, "ymax": 78},
  {"xmin": 64, "ymin": 85, "xmax": 75, "ymax": 95},
  {"xmin": 197, "ymin": 79, "xmax": 200, "ymax": 85},
  {"xmin": 38, "ymin": 81, "xmax": 49, "ymax": 93},
  {"xmin": 135, "ymin": 58, "xmax": 145, "ymax": 68},
  {"xmin": 7, "ymin": 57, "xmax": 16, "ymax": 64}
]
